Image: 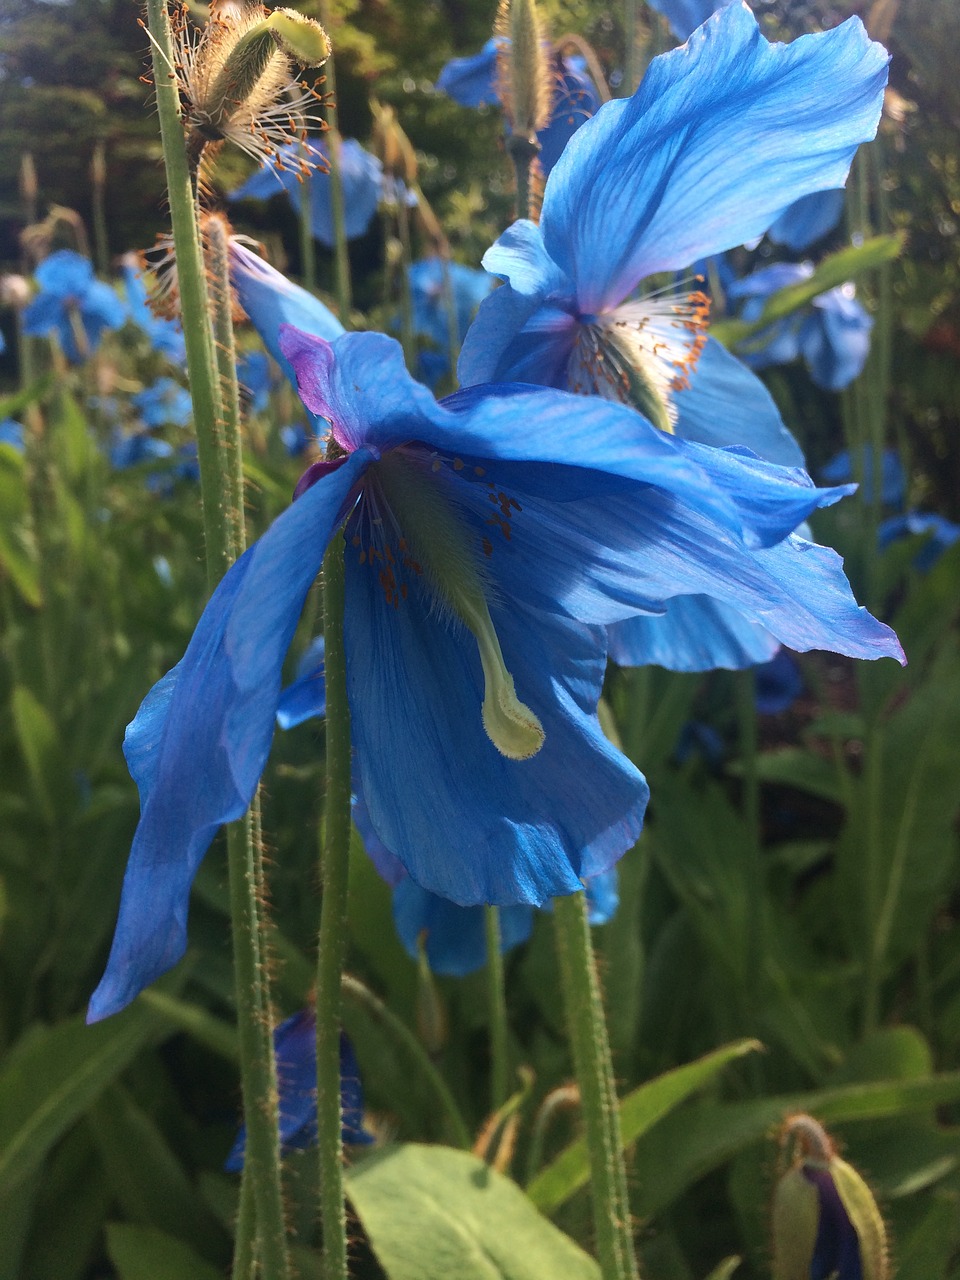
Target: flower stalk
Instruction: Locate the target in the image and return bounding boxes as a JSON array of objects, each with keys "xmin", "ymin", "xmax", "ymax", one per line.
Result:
[
  {"xmin": 484, "ymin": 905, "xmax": 511, "ymax": 1111},
  {"xmin": 144, "ymin": 4, "xmax": 289, "ymax": 1276},
  {"xmin": 316, "ymin": 531, "xmax": 353, "ymax": 1280},
  {"xmin": 554, "ymin": 891, "xmax": 640, "ymax": 1280}
]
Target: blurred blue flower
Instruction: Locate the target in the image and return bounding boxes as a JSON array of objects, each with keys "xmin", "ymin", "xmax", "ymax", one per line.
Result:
[
  {"xmin": 132, "ymin": 377, "xmax": 193, "ymax": 429},
  {"xmin": 109, "ymin": 432, "xmax": 174, "ymax": 470},
  {"xmin": 228, "ymin": 139, "xmax": 383, "ymax": 247},
  {"xmin": 767, "ymin": 189, "xmax": 846, "ymax": 253},
  {"xmin": 728, "ymin": 262, "xmax": 873, "ymax": 392},
  {"xmin": 878, "ymin": 511, "xmax": 960, "ymax": 572},
  {"xmin": 437, "ymin": 39, "xmax": 601, "ymax": 176},
  {"xmin": 0, "ymin": 418, "xmax": 25, "ymax": 451},
  {"xmin": 409, "ymin": 258, "xmax": 496, "ymax": 351},
  {"xmin": 754, "ymin": 649, "xmax": 803, "ymax": 715},
  {"xmin": 23, "ymin": 250, "xmax": 127, "ymax": 363},
  {"xmin": 87, "ymin": 326, "xmax": 901, "ymax": 1020},
  {"xmin": 121, "ymin": 257, "xmax": 186, "ymax": 363},
  {"xmin": 645, "ymin": 0, "xmax": 735, "ymax": 42},
  {"xmin": 224, "ymin": 1011, "xmax": 372, "ymax": 1172},
  {"xmin": 279, "ymin": 422, "xmax": 318, "ymax": 457},
  {"xmin": 674, "ymin": 721, "xmax": 725, "ymax": 768},
  {"xmin": 238, "ymin": 350, "xmax": 272, "ymax": 415},
  {"xmin": 821, "ymin": 447, "xmax": 905, "ymax": 508}
]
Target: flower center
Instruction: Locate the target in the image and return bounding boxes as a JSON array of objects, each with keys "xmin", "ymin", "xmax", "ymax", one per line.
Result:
[
  {"xmin": 357, "ymin": 449, "xmax": 545, "ymax": 761},
  {"xmin": 568, "ymin": 289, "xmax": 710, "ymax": 433}
]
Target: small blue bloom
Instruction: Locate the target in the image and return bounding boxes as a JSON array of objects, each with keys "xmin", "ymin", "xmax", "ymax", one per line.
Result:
[
  {"xmin": 23, "ymin": 250, "xmax": 127, "ymax": 364},
  {"xmin": 122, "ymin": 257, "xmax": 186, "ymax": 363},
  {"xmin": 437, "ymin": 40, "xmax": 602, "ymax": 176},
  {"xmin": 767, "ymin": 189, "xmax": 846, "ymax": 252},
  {"xmin": 878, "ymin": 511, "xmax": 960, "ymax": 572},
  {"xmin": 228, "ymin": 139, "xmax": 383, "ymax": 247},
  {"xmin": 409, "ymin": 258, "xmax": 496, "ymax": 352},
  {"xmin": 224, "ymin": 1011, "xmax": 373, "ymax": 1172},
  {"xmin": 237, "ymin": 350, "xmax": 272, "ymax": 415},
  {"xmin": 728, "ymin": 262, "xmax": 874, "ymax": 392},
  {"xmin": 109, "ymin": 432, "xmax": 175, "ymax": 470},
  {"xmin": 132, "ymin": 377, "xmax": 193, "ymax": 429},
  {"xmin": 645, "ymin": 0, "xmax": 735, "ymax": 42},
  {"xmin": 87, "ymin": 327, "xmax": 901, "ymax": 1020},
  {"xmin": 0, "ymin": 418, "xmax": 25, "ymax": 451},
  {"xmin": 754, "ymin": 649, "xmax": 803, "ymax": 715},
  {"xmin": 821, "ymin": 447, "xmax": 906, "ymax": 508}
]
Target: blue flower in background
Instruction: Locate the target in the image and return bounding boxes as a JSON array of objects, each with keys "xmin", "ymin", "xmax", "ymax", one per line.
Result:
[
  {"xmin": 645, "ymin": 0, "xmax": 735, "ymax": 42},
  {"xmin": 754, "ymin": 649, "xmax": 803, "ymax": 715},
  {"xmin": 109, "ymin": 432, "xmax": 175, "ymax": 470},
  {"xmin": 821, "ymin": 447, "xmax": 906, "ymax": 508},
  {"xmin": 0, "ymin": 419, "xmax": 25, "ymax": 451},
  {"xmin": 122, "ymin": 256, "xmax": 186, "ymax": 363},
  {"xmin": 87, "ymin": 320, "xmax": 902, "ymax": 1021},
  {"xmin": 23, "ymin": 250, "xmax": 127, "ymax": 364},
  {"xmin": 279, "ymin": 422, "xmax": 318, "ymax": 457},
  {"xmin": 728, "ymin": 262, "xmax": 873, "ymax": 392},
  {"xmin": 132, "ymin": 377, "xmax": 193, "ymax": 429},
  {"xmin": 228, "ymin": 139, "xmax": 383, "ymax": 247},
  {"xmin": 224, "ymin": 1011, "xmax": 373, "ymax": 1172},
  {"xmin": 237, "ymin": 350, "xmax": 272, "ymax": 415},
  {"xmin": 409, "ymin": 258, "xmax": 496, "ymax": 352},
  {"xmin": 767, "ymin": 189, "xmax": 846, "ymax": 253},
  {"xmin": 437, "ymin": 39, "xmax": 602, "ymax": 176},
  {"xmin": 878, "ymin": 512, "xmax": 960, "ymax": 572}
]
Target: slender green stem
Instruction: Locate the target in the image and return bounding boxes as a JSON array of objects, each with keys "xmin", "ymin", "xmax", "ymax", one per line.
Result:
[
  {"xmin": 91, "ymin": 139, "xmax": 110, "ymax": 277},
  {"xmin": 206, "ymin": 213, "xmax": 246, "ymax": 555},
  {"xmin": 506, "ymin": 134, "xmax": 540, "ymax": 223},
  {"xmin": 317, "ymin": 533, "xmax": 352, "ymax": 1280},
  {"xmin": 318, "ymin": 10, "xmax": 351, "ymax": 322},
  {"xmin": 484, "ymin": 906, "xmax": 511, "ymax": 1111},
  {"xmin": 439, "ymin": 250, "xmax": 461, "ymax": 392},
  {"xmin": 341, "ymin": 974, "xmax": 472, "ymax": 1150},
  {"xmin": 553, "ymin": 892, "xmax": 639, "ymax": 1280},
  {"xmin": 396, "ymin": 194, "xmax": 417, "ymax": 371},
  {"xmin": 145, "ymin": 7, "xmax": 289, "ymax": 1277},
  {"xmin": 233, "ymin": 1167, "xmax": 257, "ymax": 1280}
]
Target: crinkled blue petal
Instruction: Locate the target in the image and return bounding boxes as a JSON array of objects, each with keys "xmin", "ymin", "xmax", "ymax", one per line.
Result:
[
  {"xmin": 767, "ymin": 189, "xmax": 846, "ymax": 252},
  {"xmin": 539, "ymin": 5, "xmax": 888, "ymax": 312},
  {"xmin": 673, "ymin": 337, "xmax": 804, "ymax": 466},
  {"xmin": 437, "ymin": 38, "xmax": 501, "ymax": 107},
  {"xmin": 225, "ymin": 1014, "xmax": 372, "ymax": 1170},
  {"xmin": 391, "ymin": 878, "xmax": 534, "ymax": 977},
  {"xmin": 87, "ymin": 451, "xmax": 371, "ymax": 1021},
  {"xmin": 608, "ymin": 596, "xmax": 780, "ymax": 671},
  {"xmin": 800, "ymin": 288, "xmax": 873, "ymax": 391}
]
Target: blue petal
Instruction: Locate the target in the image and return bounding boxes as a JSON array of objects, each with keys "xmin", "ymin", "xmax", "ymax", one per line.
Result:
[
  {"xmin": 584, "ymin": 866, "xmax": 619, "ymax": 925},
  {"xmin": 437, "ymin": 38, "xmax": 502, "ymax": 108},
  {"xmin": 539, "ymin": 5, "xmax": 888, "ymax": 312},
  {"xmin": 407, "ymin": 257, "xmax": 496, "ymax": 349},
  {"xmin": 800, "ymin": 288, "xmax": 873, "ymax": 391},
  {"xmin": 754, "ymin": 649, "xmax": 803, "ymax": 714},
  {"xmin": 344, "ymin": 550, "xmax": 648, "ymax": 905},
  {"xmin": 767, "ymin": 189, "xmax": 846, "ymax": 252},
  {"xmin": 673, "ymin": 337, "xmax": 804, "ymax": 466},
  {"xmin": 391, "ymin": 879, "xmax": 534, "ymax": 977},
  {"xmin": 537, "ymin": 54, "xmax": 602, "ymax": 175},
  {"xmin": 821, "ymin": 447, "xmax": 905, "ymax": 508},
  {"xmin": 225, "ymin": 1015, "xmax": 372, "ymax": 1170},
  {"xmin": 87, "ymin": 452, "xmax": 371, "ymax": 1022},
  {"xmin": 646, "ymin": 0, "xmax": 732, "ymax": 42},
  {"xmin": 608, "ymin": 596, "xmax": 780, "ymax": 671},
  {"xmin": 34, "ymin": 249, "xmax": 95, "ymax": 297},
  {"xmin": 276, "ymin": 636, "xmax": 326, "ymax": 728}
]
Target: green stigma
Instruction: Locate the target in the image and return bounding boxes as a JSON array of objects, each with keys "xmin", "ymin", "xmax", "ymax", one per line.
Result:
[{"xmin": 373, "ymin": 451, "xmax": 545, "ymax": 761}]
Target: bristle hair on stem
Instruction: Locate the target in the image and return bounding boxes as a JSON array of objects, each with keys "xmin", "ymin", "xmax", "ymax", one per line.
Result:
[{"xmin": 495, "ymin": 0, "xmax": 551, "ymax": 138}]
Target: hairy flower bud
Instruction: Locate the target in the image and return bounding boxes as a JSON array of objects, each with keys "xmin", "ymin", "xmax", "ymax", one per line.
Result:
[
  {"xmin": 772, "ymin": 1115, "xmax": 889, "ymax": 1280},
  {"xmin": 494, "ymin": 0, "xmax": 551, "ymax": 140}
]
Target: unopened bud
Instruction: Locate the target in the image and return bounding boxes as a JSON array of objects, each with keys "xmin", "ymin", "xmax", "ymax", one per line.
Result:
[
  {"xmin": 495, "ymin": 0, "xmax": 550, "ymax": 139},
  {"xmin": 772, "ymin": 1115, "xmax": 888, "ymax": 1280}
]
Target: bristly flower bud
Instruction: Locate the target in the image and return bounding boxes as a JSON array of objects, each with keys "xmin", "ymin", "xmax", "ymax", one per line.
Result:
[
  {"xmin": 494, "ymin": 0, "xmax": 551, "ymax": 140},
  {"xmin": 772, "ymin": 1114, "xmax": 889, "ymax": 1280},
  {"xmin": 171, "ymin": 1, "xmax": 330, "ymax": 175}
]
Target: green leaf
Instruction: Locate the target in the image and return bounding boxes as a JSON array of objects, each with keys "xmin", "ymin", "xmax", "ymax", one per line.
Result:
[
  {"xmin": 744, "ymin": 747, "xmax": 847, "ymax": 806},
  {"xmin": 711, "ymin": 234, "xmax": 903, "ymax": 348},
  {"xmin": 10, "ymin": 685, "xmax": 61, "ymax": 823},
  {"xmin": 105, "ymin": 1224, "xmax": 224, "ymax": 1280},
  {"xmin": 0, "ymin": 375, "xmax": 53, "ymax": 421},
  {"xmin": 0, "ymin": 1001, "xmax": 173, "ymax": 1197},
  {"xmin": 527, "ymin": 1038, "xmax": 761, "ymax": 1214},
  {"xmin": 346, "ymin": 1144, "xmax": 601, "ymax": 1279},
  {"xmin": 0, "ymin": 449, "xmax": 41, "ymax": 606}
]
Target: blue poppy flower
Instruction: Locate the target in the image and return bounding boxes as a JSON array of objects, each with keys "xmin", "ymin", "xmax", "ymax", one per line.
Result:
[
  {"xmin": 767, "ymin": 189, "xmax": 846, "ymax": 253},
  {"xmin": 237, "ymin": 350, "xmax": 272, "ymax": 415},
  {"xmin": 878, "ymin": 511, "xmax": 960, "ymax": 573},
  {"xmin": 132, "ymin": 377, "xmax": 193, "ymax": 429},
  {"xmin": 23, "ymin": 250, "xmax": 127, "ymax": 364},
  {"xmin": 109, "ymin": 432, "xmax": 175, "ymax": 471},
  {"xmin": 228, "ymin": 139, "xmax": 383, "ymax": 247},
  {"xmin": 728, "ymin": 262, "xmax": 873, "ymax": 392},
  {"xmin": 437, "ymin": 40, "xmax": 602, "ymax": 177},
  {"xmin": 674, "ymin": 721, "xmax": 726, "ymax": 768},
  {"xmin": 754, "ymin": 649, "xmax": 803, "ymax": 715},
  {"xmin": 645, "ymin": 0, "xmax": 735, "ymax": 42},
  {"xmin": 224, "ymin": 1011, "xmax": 373, "ymax": 1172},
  {"xmin": 821, "ymin": 447, "xmax": 905, "ymax": 509},
  {"xmin": 122, "ymin": 257, "xmax": 186, "ymax": 363},
  {"xmin": 0, "ymin": 418, "xmax": 25, "ymax": 451},
  {"xmin": 409, "ymin": 258, "xmax": 496, "ymax": 353},
  {"xmin": 87, "ymin": 325, "xmax": 901, "ymax": 1021}
]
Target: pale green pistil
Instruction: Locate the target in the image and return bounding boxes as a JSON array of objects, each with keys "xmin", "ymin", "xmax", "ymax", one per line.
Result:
[{"xmin": 372, "ymin": 451, "xmax": 544, "ymax": 761}]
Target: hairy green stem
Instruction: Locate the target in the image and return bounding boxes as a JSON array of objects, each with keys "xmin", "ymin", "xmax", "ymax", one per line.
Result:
[
  {"xmin": 317, "ymin": 533, "xmax": 352, "ymax": 1280},
  {"xmin": 318, "ymin": 10, "xmax": 351, "ymax": 322},
  {"xmin": 484, "ymin": 906, "xmax": 511, "ymax": 1111},
  {"xmin": 554, "ymin": 892, "xmax": 639, "ymax": 1280},
  {"xmin": 145, "ymin": 6, "xmax": 289, "ymax": 1277},
  {"xmin": 341, "ymin": 974, "xmax": 472, "ymax": 1149},
  {"xmin": 506, "ymin": 133, "xmax": 540, "ymax": 223}
]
